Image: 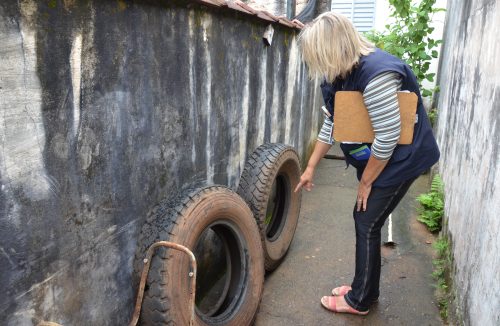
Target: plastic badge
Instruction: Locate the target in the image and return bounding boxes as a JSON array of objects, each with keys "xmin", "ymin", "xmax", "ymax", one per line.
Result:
[{"xmin": 349, "ymin": 145, "xmax": 371, "ymax": 160}]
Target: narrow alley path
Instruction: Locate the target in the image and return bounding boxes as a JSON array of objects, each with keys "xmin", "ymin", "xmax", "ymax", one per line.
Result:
[{"xmin": 255, "ymin": 146, "xmax": 443, "ymax": 326}]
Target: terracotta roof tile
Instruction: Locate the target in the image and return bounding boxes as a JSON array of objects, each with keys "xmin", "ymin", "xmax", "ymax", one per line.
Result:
[
  {"xmin": 226, "ymin": 1, "xmax": 254, "ymax": 15},
  {"xmin": 195, "ymin": 0, "xmax": 227, "ymax": 8},
  {"xmin": 256, "ymin": 10, "xmax": 278, "ymax": 22},
  {"xmin": 277, "ymin": 17, "xmax": 296, "ymax": 28},
  {"xmin": 191, "ymin": 0, "xmax": 302, "ymax": 30},
  {"xmin": 233, "ymin": 0, "xmax": 258, "ymax": 15}
]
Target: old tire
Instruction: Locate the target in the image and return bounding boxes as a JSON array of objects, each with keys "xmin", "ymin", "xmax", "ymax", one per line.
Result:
[
  {"xmin": 134, "ymin": 186, "xmax": 264, "ymax": 326},
  {"xmin": 237, "ymin": 143, "xmax": 302, "ymax": 272}
]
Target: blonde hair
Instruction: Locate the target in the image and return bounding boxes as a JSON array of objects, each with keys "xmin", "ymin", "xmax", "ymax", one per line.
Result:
[{"xmin": 298, "ymin": 12, "xmax": 375, "ymax": 82}]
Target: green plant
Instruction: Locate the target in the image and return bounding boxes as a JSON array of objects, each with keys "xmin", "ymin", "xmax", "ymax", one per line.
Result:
[
  {"xmin": 428, "ymin": 107, "xmax": 438, "ymax": 127},
  {"xmin": 365, "ymin": 0, "xmax": 445, "ymax": 97},
  {"xmin": 432, "ymin": 236, "xmax": 452, "ymax": 321},
  {"xmin": 416, "ymin": 174, "xmax": 444, "ymax": 232}
]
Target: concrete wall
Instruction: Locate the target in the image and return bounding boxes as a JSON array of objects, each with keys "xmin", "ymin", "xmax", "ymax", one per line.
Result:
[
  {"xmin": 0, "ymin": 1, "xmax": 322, "ymax": 325},
  {"xmin": 436, "ymin": 0, "xmax": 500, "ymax": 324}
]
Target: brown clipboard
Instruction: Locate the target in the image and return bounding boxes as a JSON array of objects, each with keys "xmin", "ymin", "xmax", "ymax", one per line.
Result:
[{"xmin": 333, "ymin": 91, "xmax": 418, "ymax": 145}]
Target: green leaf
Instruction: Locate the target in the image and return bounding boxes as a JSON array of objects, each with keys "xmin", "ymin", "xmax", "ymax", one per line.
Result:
[
  {"xmin": 379, "ymin": 0, "xmax": 442, "ymax": 86},
  {"xmin": 422, "ymin": 89, "xmax": 433, "ymax": 97}
]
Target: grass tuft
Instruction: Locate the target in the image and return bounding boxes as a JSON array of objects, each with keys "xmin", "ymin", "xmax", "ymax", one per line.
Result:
[{"xmin": 432, "ymin": 236, "xmax": 453, "ymax": 321}]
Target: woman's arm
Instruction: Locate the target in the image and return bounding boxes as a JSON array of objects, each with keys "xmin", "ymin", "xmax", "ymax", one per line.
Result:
[
  {"xmin": 357, "ymin": 72, "xmax": 403, "ymax": 211},
  {"xmin": 295, "ymin": 118, "xmax": 333, "ymax": 192},
  {"xmin": 295, "ymin": 140, "xmax": 332, "ymax": 192}
]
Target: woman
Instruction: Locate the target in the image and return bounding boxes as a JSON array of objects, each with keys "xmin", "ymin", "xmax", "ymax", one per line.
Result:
[{"xmin": 294, "ymin": 12, "xmax": 440, "ymax": 315}]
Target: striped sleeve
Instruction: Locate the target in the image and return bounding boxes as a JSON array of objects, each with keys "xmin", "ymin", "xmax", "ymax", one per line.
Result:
[
  {"xmin": 317, "ymin": 117, "xmax": 334, "ymax": 145},
  {"xmin": 363, "ymin": 72, "xmax": 403, "ymax": 160}
]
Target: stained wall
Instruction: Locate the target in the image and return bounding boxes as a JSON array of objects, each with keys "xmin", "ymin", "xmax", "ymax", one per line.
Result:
[
  {"xmin": 436, "ymin": 0, "xmax": 500, "ymax": 324},
  {"xmin": 0, "ymin": 1, "xmax": 322, "ymax": 324}
]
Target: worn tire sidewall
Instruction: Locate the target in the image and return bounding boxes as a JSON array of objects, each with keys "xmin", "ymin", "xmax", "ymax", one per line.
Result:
[
  {"xmin": 166, "ymin": 189, "xmax": 264, "ymax": 326},
  {"xmin": 267, "ymin": 152, "xmax": 301, "ymax": 265},
  {"xmin": 262, "ymin": 151, "xmax": 301, "ymax": 264}
]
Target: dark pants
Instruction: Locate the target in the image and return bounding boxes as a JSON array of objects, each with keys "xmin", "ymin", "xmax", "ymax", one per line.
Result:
[{"xmin": 344, "ymin": 178, "xmax": 416, "ymax": 312}]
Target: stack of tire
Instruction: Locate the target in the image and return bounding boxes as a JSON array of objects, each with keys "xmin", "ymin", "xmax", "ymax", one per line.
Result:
[{"xmin": 134, "ymin": 143, "xmax": 302, "ymax": 325}]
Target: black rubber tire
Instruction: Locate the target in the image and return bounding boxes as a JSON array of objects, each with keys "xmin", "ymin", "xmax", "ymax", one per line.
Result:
[
  {"xmin": 133, "ymin": 186, "xmax": 264, "ymax": 326},
  {"xmin": 237, "ymin": 143, "xmax": 302, "ymax": 272}
]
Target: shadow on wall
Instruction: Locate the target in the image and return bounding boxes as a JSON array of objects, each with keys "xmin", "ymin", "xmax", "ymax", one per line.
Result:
[{"xmin": 0, "ymin": 0, "xmax": 322, "ymax": 324}]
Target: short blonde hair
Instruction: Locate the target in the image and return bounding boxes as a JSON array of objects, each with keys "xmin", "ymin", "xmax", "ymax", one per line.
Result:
[{"xmin": 298, "ymin": 12, "xmax": 375, "ymax": 82}]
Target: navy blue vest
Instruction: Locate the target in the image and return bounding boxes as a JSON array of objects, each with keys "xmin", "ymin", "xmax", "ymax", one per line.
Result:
[{"xmin": 321, "ymin": 49, "xmax": 440, "ymax": 187}]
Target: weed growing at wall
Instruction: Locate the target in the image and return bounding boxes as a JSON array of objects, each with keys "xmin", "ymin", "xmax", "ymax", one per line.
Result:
[
  {"xmin": 365, "ymin": 0, "xmax": 445, "ymax": 97},
  {"xmin": 416, "ymin": 174, "xmax": 444, "ymax": 232},
  {"xmin": 427, "ymin": 107, "xmax": 438, "ymax": 127},
  {"xmin": 432, "ymin": 236, "xmax": 452, "ymax": 321}
]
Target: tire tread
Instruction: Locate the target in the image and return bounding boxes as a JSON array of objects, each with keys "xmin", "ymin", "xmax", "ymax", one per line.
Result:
[{"xmin": 237, "ymin": 143, "xmax": 301, "ymax": 271}]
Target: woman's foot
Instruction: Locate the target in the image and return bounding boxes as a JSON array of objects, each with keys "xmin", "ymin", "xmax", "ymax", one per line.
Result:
[
  {"xmin": 331, "ymin": 285, "xmax": 352, "ymax": 296},
  {"xmin": 331, "ymin": 285, "xmax": 379, "ymax": 303},
  {"xmin": 320, "ymin": 295, "xmax": 369, "ymax": 316}
]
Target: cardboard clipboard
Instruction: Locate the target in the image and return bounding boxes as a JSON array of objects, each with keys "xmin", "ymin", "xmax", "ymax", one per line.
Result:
[{"xmin": 333, "ymin": 91, "xmax": 418, "ymax": 145}]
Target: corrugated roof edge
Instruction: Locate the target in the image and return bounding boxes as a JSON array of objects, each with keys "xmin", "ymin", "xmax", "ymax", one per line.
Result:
[{"xmin": 190, "ymin": 0, "xmax": 303, "ymax": 29}]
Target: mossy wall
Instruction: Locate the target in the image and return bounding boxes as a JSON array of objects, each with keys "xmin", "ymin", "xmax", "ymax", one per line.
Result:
[{"xmin": 0, "ymin": 1, "xmax": 322, "ymax": 324}]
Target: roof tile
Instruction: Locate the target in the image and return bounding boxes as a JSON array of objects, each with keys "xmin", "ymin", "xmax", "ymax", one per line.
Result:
[
  {"xmin": 277, "ymin": 17, "xmax": 295, "ymax": 28},
  {"xmin": 226, "ymin": 1, "xmax": 254, "ymax": 15},
  {"xmin": 256, "ymin": 10, "xmax": 278, "ymax": 22},
  {"xmin": 195, "ymin": 0, "xmax": 226, "ymax": 8},
  {"xmin": 233, "ymin": 0, "xmax": 258, "ymax": 15},
  {"xmin": 190, "ymin": 0, "xmax": 302, "ymax": 30}
]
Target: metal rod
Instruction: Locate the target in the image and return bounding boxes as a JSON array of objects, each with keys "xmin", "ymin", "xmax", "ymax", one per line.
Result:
[
  {"xmin": 129, "ymin": 241, "xmax": 197, "ymax": 326},
  {"xmin": 324, "ymin": 154, "xmax": 345, "ymax": 160}
]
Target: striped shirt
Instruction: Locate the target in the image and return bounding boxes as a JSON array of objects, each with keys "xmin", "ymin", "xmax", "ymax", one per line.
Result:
[{"xmin": 317, "ymin": 72, "xmax": 402, "ymax": 160}]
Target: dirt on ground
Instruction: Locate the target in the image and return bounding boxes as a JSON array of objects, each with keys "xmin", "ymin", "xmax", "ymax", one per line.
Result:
[{"xmin": 255, "ymin": 146, "xmax": 443, "ymax": 326}]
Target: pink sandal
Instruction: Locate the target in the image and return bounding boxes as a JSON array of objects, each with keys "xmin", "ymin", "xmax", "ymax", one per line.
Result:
[
  {"xmin": 332, "ymin": 285, "xmax": 378, "ymax": 303},
  {"xmin": 331, "ymin": 285, "xmax": 352, "ymax": 296},
  {"xmin": 320, "ymin": 295, "xmax": 369, "ymax": 316}
]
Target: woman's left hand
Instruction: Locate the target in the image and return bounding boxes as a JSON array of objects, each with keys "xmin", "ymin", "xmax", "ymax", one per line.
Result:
[{"xmin": 356, "ymin": 180, "xmax": 372, "ymax": 212}]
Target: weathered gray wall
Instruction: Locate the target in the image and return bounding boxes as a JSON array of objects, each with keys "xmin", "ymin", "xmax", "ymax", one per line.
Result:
[
  {"xmin": 0, "ymin": 1, "xmax": 322, "ymax": 324},
  {"xmin": 436, "ymin": 0, "xmax": 500, "ymax": 324}
]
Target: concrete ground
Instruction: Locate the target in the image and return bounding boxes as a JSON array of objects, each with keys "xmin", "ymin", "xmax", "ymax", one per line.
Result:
[{"xmin": 255, "ymin": 146, "xmax": 443, "ymax": 326}]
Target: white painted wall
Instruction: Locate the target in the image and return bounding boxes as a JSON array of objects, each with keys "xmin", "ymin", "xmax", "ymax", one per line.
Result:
[
  {"xmin": 0, "ymin": 0, "xmax": 51, "ymax": 203},
  {"xmin": 373, "ymin": 0, "xmax": 391, "ymax": 31},
  {"xmin": 436, "ymin": 0, "xmax": 500, "ymax": 324}
]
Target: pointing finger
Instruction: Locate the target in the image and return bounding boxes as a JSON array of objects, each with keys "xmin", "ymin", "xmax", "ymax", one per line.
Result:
[{"xmin": 294, "ymin": 181, "xmax": 304, "ymax": 193}]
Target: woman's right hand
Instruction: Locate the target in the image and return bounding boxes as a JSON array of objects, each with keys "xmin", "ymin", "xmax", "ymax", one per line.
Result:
[
  {"xmin": 294, "ymin": 166, "xmax": 315, "ymax": 192},
  {"xmin": 294, "ymin": 140, "xmax": 331, "ymax": 192}
]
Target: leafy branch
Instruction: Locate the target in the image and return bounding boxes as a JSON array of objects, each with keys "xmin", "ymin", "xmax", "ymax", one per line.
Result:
[{"xmin": 365, "ymin": 0, "xmax": 445, "ymax": 98}]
